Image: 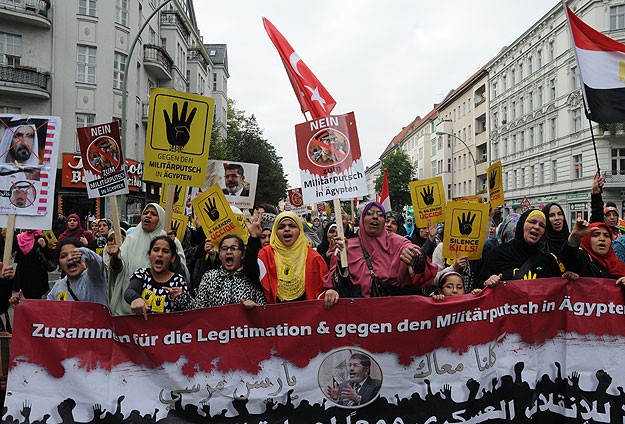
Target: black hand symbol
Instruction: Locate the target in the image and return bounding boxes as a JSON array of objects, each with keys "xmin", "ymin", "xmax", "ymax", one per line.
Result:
[
  {"xmin": 204, "ymin": 197, "xmax": 220, "ymax": 222},
  {"xmin": 173, "ymin": 185, "xmax": 182, "ymax": 203},
  {"xmin": 155, "ymin": 298, "xmax": 163, "ymax": 307},
  {"xmin": 457, "ymin": 212, "xmax": 476, "ymax": 235},
  {"xmin": 420, "ymin": 185, "xmax": 435, "ymax": 206},
  {"xmin": 171, "ymin": 220, "xmax": 180, "ymax": 235},
  {"xmin": 489, "ymin": 170, "xmax": 497, "ymax": 190},
  {"xmin": 163, "ymin": 101, "xmax": 197, "ymax": 149}
]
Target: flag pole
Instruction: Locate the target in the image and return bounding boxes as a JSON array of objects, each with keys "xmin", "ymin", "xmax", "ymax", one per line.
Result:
[{"xmin": 587, "ymin": 118, "xmax": 601, "ymax": 172}]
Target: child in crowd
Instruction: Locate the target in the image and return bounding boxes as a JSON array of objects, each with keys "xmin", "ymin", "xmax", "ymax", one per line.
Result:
[
  {"xmin": 124, "ymin": 235, "xmax": 190, "ymax": 319},
  {"xmin": 433, "ymin": 271, "xmax": 483, "ymax": 301}
]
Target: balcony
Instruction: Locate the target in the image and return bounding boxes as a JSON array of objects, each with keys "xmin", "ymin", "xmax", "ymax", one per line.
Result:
[
  {"xmin": 160, "ymin": 10, "xmax": 190, "ymax": 41},
  {"xmin": 604, "ymin": 172, "xmax": 625, "ymax": 188},
  {"xmin": 142, "ymin": 101, "xmax": 149, "ymax": 123},
  {"xmin": 188, "ymin": 47, "xmax": 208, "ymax": 70},
  {"xmin": 143, "ymin": 45, "xmax": 173, "ymax": 81},
  {"xmin": 0, "ymin": 64, "xmax": 49, "ymax": 99},
  {"xmin": 0, "ymin": 0, "xmax": 51, "ymax": 29}
]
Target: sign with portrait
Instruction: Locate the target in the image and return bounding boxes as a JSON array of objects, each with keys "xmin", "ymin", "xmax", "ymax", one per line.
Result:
[
  {"xmin": 409, "ymin": 176, "xmax": 446, "ymax": 227},
  {"xmin": 442, "ymin": 201, "xmax": 490, "ymax": 260},
  {"xmin": 0, "ymin": 115, "xmax": 61, "ymax": 229},
  {"xmin": 144, "ymin": 89, "xmax": 214, "ymax": 187},
  {"xmin": 76, "ymin": 121, "xmax": 129, "ymax": 198},
  {"xmin": 189, "ymin": 160, "xmax": 258, "ymax": 210},
  {"xmin": 294, "ymin": 112, "xmax": 367, "ymax": 204},
  {"xmin": 487, "ymin": 161, "xmax": 504, "ymax": 208},
  {"xmin": 190, "ymin": 183, "xmax": 248, "ymax": 245}
]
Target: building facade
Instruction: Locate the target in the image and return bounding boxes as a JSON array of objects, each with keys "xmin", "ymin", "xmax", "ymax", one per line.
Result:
[{"xmin": 0, "ymin": 0, "xmax": 228, "ymax": 224}]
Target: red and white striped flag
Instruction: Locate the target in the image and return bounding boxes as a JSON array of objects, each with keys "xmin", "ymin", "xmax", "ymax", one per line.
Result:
[
  {"xmin": 564, "ymin": 3, "xmax": 625, "ymax": 123},
  {"xmin": 262, "ymin": 17, "xmax": 336, "ymax": 119},
  {"xmin": 379, "ymin": 168, "xmax": 391, "ymax": 211}
]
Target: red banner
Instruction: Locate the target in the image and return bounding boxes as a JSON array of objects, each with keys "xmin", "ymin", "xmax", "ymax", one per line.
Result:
[{"xmin": 5, "ymin": 278, "xmax": 625, "ymax": 423}]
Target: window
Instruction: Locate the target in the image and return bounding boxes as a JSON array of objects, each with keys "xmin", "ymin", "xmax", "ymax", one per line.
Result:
[
  {"xmin": 513, "ymin": 170, "xmax": 518, "ymax": 189},
  {"xmin": 529, "ymin": 127, "xmax": 535, "ymax": 147},
  {"xmin": 116, "ymin": 0, "xmax": 128, "ymax": 26},
  {"xmin": 538, "ymin": 86, "xmax": 543, "ymax": 106},
  {"xmin": 504, "ymin": 172, "xmax": 509, "ymax": 191},
  {"xmin": 537, "ymin": 49, "xmax": 543, "ymax": 68},
  {"xmin": 520, "ymin": 96, "xmax": 524, "ymax": 116},
  {"xmin": 551, "ymin": 159, "xmax": 558, "ymax": 182},
  {"xmin": 520, "ymin": 131, "xmax": 525, "ymax": 151},
  {"xmin": 431, "ymin": 139, "xmax": 436, "ymax": 156},
  {"xmin": 493, "ymin": 141, "xmax": 499, "ymax": 160},
  {"xmin": 538, "ymin": 163, "xmax": 544, "ymax": 184},
  {"xmin": 520, "ymin": 168, "xmax": 525, "ymax": 188},
  {"xmin": 431, "ymin": 160, "xmax": 437, "ymax": 177},
  {"xmin": 572, "ymin": 107, "xmax": 582, "ymax": 132},
  {"xmin": 0, "ymin": 106, "xmax": 20, "ymax": 114},
  {"xmin": 0, "ymin": 32, "xmax": 21, "ymax": 66},
  {"xmin": 492, "ymin": 82, "xmax": 497, "ymax": 98},
  {"xmin": 548, "ymin": 40, "xmax": 555, "ymax": 61},
  {"xmin": 502, "ymin": 75, "xmax": 507, "ymax": 91},
  {"xmin": 550, "ymin": 117, "xmax": 557, "ymax": 139},
  {"xmin": 611, "ymin": 5, "xmax": 625, "ymax": 30},
  {"xmin": 447, "ymin": 158, "xmax": 451, "ymax": 172},
  {"xmin": 573, "ymin": 154, "xmax": 583, "ymax": 179},
  {"xmin": 503, "ymin": 106, "xmax": 508, "ymax": 123},
  {"xmin": 511, "ymin": 69, "xmax": 516, "ymax": 85},
  {"xmin": 113, "ymin": 52, "xmax": 126, "ymax": 89},
  {"xmin": 447, "ymin": 184, "xmax": 452, "ymax": 200},
  {"xmin": 530, "ymin": 165, "xmax": 535, "ymax": 186},
  {"xmin": 512, "ymin": 134, "xmax": 517, "ymax": 153},
  {"xmin": 77, "ymin": 45, "xmax": 96, "ymax": 84},
  {"xmin": 549, "ymin": 79, "xmax": 556, "ymax": 101},
  {"xmin": 539, "ymin": 123, "xmax": 544, "ymax": 143},
  {"xmin": 493, "ymin": 112, "xmax": 498, "ymax": 128},
  {"xmin": 518, "ymin": 63, "xmax": 524, "ymax": 80},
  {"xmin": 528, "ymin": 91, "xmax": 533, "ymax": 112},
  {"xmin": 213, "ymin": 72, "xmax": 217, "ymax": 90},
  {"xmin": 571, "ymin": 66, "xmax": 580, "ymax": 89},
  {"xmin": 78, "ymin": 0, "xmax": 97, "ymax": 17},
  {"xmin": 511, "ymin": 101, "xmax": 516, "ymax": 119},
  {"xmin": 528, "ymin": 55, "xmax": 533, "ymax": 74},
  {"xmin": 76, "ymin": 113, "xmax": 95, "ymax": 151},
  {"xmin": 611, "ymin": 148, "xmax": 625, "ymax": 174},
  {"xmin": 502, "ymin": 138, "xmax": 508, "ymax": 156}
]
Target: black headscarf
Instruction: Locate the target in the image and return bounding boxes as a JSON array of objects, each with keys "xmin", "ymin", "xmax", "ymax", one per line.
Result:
[
  {"xmin": 385, "ymin": 211, "xmax": 406, "ymax": 236},
  {"xmin": 477, "ymin": 209, "xmax": 562, "ymax": 284},
  {"xmin": 541, "ymin": 202, "xmax": 570, "ymax": 256}
]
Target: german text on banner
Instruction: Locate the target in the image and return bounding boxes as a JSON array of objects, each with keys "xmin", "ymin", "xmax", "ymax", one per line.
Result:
[
  {"xmin": 76, "ymin": 120, "xmax": 129, "ymax": 198},
  {"xmin": 0, "ymin": 115, "xmax": 61, "ymax": 229},
  {"xmin": 410, "ymin": 176, "xmax": 446, "ymax": 227},
  {"xmin": 144, "ymin": 89, "xmax": 214, "ymax": 187},
  {"xmin": 295, "ymin": 112, "xmax": 367, "ymax": 204},
  {"xmin": 443, "ymin": 201, "xmax": 490, "ymax": 260},
  {"xmin": 487, "ymin": 161, "xmax": 504, "ymax": 208},
  {"xmin": 6, "ymin": 278, "xmax": 625, "ymax": 423}
]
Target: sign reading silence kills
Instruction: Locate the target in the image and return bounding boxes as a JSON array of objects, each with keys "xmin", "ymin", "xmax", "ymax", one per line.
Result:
[
  {"xmin": 144, "ymin": 89, "xmax": 214, "ymax": 187},
  {"xmin": 442, "ymin": 201, "xmax": 489, "ymax": 260}
]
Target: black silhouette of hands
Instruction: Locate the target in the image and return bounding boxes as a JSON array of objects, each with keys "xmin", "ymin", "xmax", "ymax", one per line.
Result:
[
  {"xmin": 421, "ymin": 185, "xmax": 435, "ymax": 205},
  {"xmin": 489, "ymin": 170, "xmax": 497, "ymax": 189},
  {"xmin": 171, "ymin": 220, "xmax": 180, "ymax": 235},
  {"xmin": 92, "ymin": 404, "xmax": 105, "ymax": 420},
  {"xmin": 173, "ymin": 185, "xmax": 182, "ymax": 203},
  {"xmin": 164, "ymin": 101, "xmax": 197, "ymax": 149},
  {"xmin": 20, "ymin": 401, "xmax": 31, "ymax": 419},
  {"xmin": 457, "ymin": 211, "xmax": 476, "ymax": 235},
  {"xmin": 204, "ymin": 198, "xmax": 220, "ymax": 222}
]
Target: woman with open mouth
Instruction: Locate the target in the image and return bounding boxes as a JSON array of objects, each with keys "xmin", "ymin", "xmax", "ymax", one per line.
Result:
[
  {"xmin": 168, "ymin": 234, "xmax": 267, "ymax": 310},
  {"xmin": 560, "ymin": 220, "xmax": 625, "ymax": 284},
  {"xmin": 124, "ymin": 236, "xmax": 190, "ymax": 319},
  {"xmin": 478, "ymin": 209, "xmax": 563, "ymax": 287},
  {"xmin": 108, "ymin": 203, "xmax": 188, "ymax": 316},
  {"xmin": 256, "ymin": 211, "xmax": 338, "ymax": 308}
]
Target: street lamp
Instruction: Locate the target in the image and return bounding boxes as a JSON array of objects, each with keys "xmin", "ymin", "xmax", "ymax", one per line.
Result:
[{"xmin": 436, "ymin": 130, "xmax": 478, "ymax": 195}]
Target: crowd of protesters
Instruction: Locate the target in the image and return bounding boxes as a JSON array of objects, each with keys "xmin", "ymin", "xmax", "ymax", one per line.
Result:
[{"xmin": 2, "ymin": 171, "xmax": 625, "ymax": 324}]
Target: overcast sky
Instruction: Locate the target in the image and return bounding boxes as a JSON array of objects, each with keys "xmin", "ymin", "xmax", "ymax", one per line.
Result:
[{"xmin": 194, "ymin": 1, "xmax": 558, "ymax": 187}]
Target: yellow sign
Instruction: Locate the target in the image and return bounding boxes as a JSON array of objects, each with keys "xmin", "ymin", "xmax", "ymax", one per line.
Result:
[
  {"xmin": 170, "ymin": 213, "xmax": 189, "ymax": 242},
  {"xmin": 442, "ymin": 201, "xmax": 489, "ymax": 260},
  {"xmin": 487, "ymin": 161, "xmax": 504, "ymax": 208},
  {"xmin": 191, "ymin": 183, "xmax": 247, "ymax": 245},
  {"xmin": 410, "ymin": 176, "xmax": 446, "ymax": 227},
  {"xmin": 144, "ymin": 88, "xmax": 214, "ymax": 187},
  {"xmin": 234, "ymin": 213, "xmax": 249, "ymax": 244},
  {"xmin": 159, "ymin": 183, "xmax": 188, "ymax": 215},
  {"xmin": 453, "ymin": 195, "xmax": 484, "ymax": 203},
  {"xmin": 43, "ymin": 230, "xmax": 57, "ymax": 244}
]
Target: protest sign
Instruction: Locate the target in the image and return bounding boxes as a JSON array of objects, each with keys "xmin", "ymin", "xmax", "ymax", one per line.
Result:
[
  {"xmin": 0, "ymin": 115, "xmax": 60, "ymax": 229},
  {"xmin": 190, "ymin": 183, "xmax": 247, "ymax": 245},
  {"xmin": 294, "ymin": 112, "xmax": 367, "ymax": 204},
  {"xmin": 170, "ymin": 212, "xmax": 188, "ymax": 242},
  {"xmin": 160, "ymin": 183, "xmax": 188, "ymax": 215},
  {"xmin": 192, "ymin": 160, "xmax": 259, "ymax": 210},
  {"xmin": 487, "ymin": 161, "xmax": 504, "ymax": 208},
  {"xmin": 144, "ymin": 88, "xmax": 214, "ymax": 187},
  {"xmin": 287, "ymin": 187, "xmax": 308, "ymax": 215},
  {"xmin": 76, "ymin": 121, "xmax": 128, "ymax": 198},
  {"xmin": 442, "ymin": 201, "xmax": 490, "ymax": 260},
  {"xmin": 409, "ymin": 176, "xmax": 446, "ymax": 227},
  {"xmin": 7, "ymin": 278, "xmax": 625, "ymax": 423}
]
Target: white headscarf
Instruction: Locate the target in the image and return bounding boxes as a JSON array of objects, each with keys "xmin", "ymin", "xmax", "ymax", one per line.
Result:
[{"xmin": 108, "ymin": 203, "xmax": 188, "ymax": 315}]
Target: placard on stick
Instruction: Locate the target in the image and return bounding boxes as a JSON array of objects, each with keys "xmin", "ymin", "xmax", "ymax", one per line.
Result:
[
  {"xmin": 190, "ymin": 183, "xmax": 247, "ymax": 246},
  {"xmin": 487, "ymin": 161, "xmax": 504, "ymax": 208},
  {"xmin": 442, "ymin": 201, "xmax": 490, "ymax": 260},
  {"xmin": 409, "ymin": 176, "xmax": 446, "ymax": 227}
]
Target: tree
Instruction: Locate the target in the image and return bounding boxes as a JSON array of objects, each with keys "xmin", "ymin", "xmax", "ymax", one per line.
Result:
[
  {"xmin": 210, "ymin": 100, "xmax": 288, "ymax": 206},
  {"xmin": 374, "ymin": 150, "xmax": 415, "ymax": 211}
]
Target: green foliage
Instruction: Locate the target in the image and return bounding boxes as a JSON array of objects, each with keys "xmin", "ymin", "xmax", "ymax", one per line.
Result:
[
  {"xmin": 209, "ymin": 100, "xmax": 288, "ymax": 206},
  {"xmin": 374, "ymin": 150, "xmax": 415, "ymax": 211}
]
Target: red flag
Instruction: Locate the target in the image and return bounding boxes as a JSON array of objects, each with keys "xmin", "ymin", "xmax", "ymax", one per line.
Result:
[
  {"xmin": 262, "ymin": 17, "xmax": 336, "ymax": 119},
  {"xmin": 380, "ymin": 168, "xmax": 391, "ymax": 211},
  {"xmin": 564, "ymin": 3, "xmax": 625, "ymax": 123}
]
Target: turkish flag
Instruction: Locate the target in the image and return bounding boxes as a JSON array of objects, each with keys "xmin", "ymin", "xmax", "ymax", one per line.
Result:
[{"xmin": 263, "ymin": 17, "xmax": 336, "ymax": 119}]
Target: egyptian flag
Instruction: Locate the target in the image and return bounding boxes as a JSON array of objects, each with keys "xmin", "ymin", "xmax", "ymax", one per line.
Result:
[
  {"xmin": 263, "ymin": 17, "xmax": 336, "ymax": 119},
  {"xmin": 565, "ymin": 3, "xmax": 625, "ymax": 123}
]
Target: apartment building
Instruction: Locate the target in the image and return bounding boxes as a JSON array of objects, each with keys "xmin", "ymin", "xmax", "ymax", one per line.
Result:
[{"xmin": 0, "ymin": 0, "xmax": 228, "ymax": 222}]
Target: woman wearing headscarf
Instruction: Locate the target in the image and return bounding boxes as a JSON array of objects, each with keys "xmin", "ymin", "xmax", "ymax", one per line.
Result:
[
  {"xmin": 58, "ymin": 213, "xmax": 94, "ymax": 244},
  {"xmin": 404, "ymin": 215, "xmax": 415, "ymax": 238},
  {"xmin": 481, "ymin": 213, "xmax": 520, "ymax": 260},
  {"xmin": 325, "ymin": 202, "xmax": 437, "ymax": 298},
  {"xmin": 317, "ymin": 222, "xmax": 339, "ymax": 267},
  {"xmin": 12, "ymin": 230, "xmax": 56, "ymax": 298},
  {"xmin": 256, "ymin": 211, "xmax": 338, "ymax": 308},
  {"xmin": 478, "ymin": 209, "xmax": 563, "ymax": 286},
  {"xmin": 108, "ymin": 203, "xmax": 188, "ymax": 315},
  {"xmin": 541, "ymin": 202, "xmax": 570, "ymax": 258},
  {"xmin": 384, "ymin": 211, "xmax": 406, "ymax": 236},
  {"xmin": 561, "ymin": 220, "xmax": 625, "ymax": 283}
]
